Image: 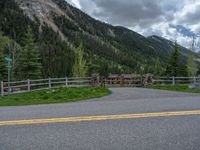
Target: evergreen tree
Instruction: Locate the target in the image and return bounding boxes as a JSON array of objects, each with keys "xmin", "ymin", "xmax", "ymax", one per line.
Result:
[
  {"xmin": 154, "ymin": 57, "xmax": 162, "ymax": 76},
  {"xmin": 72, "ymin": 43, "xmax": 88, "ymax": 77},
  {"xmin": 179, "ymin": 64, "xmax": 188, "ymax": 77},
  {"xmin": 17, "ymin": 27, "xmax": 42, "ymax": 79},
  {"xmin": 165, "ymin": 41, "xmax": 180, "ymax": 77},
  {"xmin": 187, "ymin": 39, "xmax": 198, "ymax": 76}
]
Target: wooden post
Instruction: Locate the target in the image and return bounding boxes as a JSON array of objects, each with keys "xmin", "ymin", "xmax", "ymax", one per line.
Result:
[
  {"xmin": 49, "ymin": 78, "xmax": 51, "ymax": 89},
  {"xmin": 193, "ymin": 76, "xmax": 196, "ymax": 84},
  {"xmin": 91, "ymin": 76, "xmax": 94, "ymax": 87},
  {"xmin": 27, "ymin": 79, "xmax": 31, "ymax": 92},
  {"xmin": 65, "ymin": 77, "xmax": 68, "ymax": 87},
  {"xmin": 1, "ymin": 81, "xmax": 4, "ymax": 96},
  {"xmin": 120, "ymin": 76, "xmax": 124, "ymax": 87},
  {"xmin": 172, "ymin": 76, "xmax": 175, "ymax": 86}
]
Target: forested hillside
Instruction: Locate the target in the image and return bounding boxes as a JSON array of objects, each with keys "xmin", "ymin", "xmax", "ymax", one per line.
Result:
[{"xmin": 0, "ymin": 0, "xmax": 199, "ymax": 81}]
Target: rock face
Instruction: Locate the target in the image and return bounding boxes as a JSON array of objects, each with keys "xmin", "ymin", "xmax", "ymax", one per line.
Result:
[
  {"xmin": 15, "ymin": 0, "xmax": 67, "ymax": 39},
  {"xmin": 15, "ymin": 0, "xmax": 65, "ymax": 21}
]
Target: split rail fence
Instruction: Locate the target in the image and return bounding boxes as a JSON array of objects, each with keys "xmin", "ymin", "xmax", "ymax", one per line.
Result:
[
  {"xmin": 1, "ymin": 76, "xmax": 200, "ymax": 96},
  {"xmin": 153, "ymin": 76, "xmax": 200, "ymax": 85},
  {"xmin": 0, "ymin": 77, "xmax": 92, "ymax": 96}
]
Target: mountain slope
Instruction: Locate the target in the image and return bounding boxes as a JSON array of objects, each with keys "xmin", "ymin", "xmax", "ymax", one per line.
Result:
[{"xmin": 0, "ymin": 0, "xmax": 199, "ymax": 78}]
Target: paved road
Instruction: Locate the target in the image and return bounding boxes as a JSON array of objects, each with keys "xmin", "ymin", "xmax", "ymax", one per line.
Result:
[{"xmin": 0, "ymin": 88, "xmax": 200, "ymax": 150}]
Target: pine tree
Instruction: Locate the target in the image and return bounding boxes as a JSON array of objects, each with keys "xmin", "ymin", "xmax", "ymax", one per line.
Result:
[
  {"xmin": 72, "ymin": 43, "xmax": 88, "ymax": 77},
  {"xmin": 17, "ymin": 27, "xmax": 42, "ymax": 79},
  {"xmin": 187, "ymin": 38, "xmax": 198, "ymax": 76},
  {"xmin": 165, "ymin": 41, "xmax": 180, "ymax": 77},
  {"xmin": 154, "ymin": 57, "xmax": 162, "ymax": 76}
]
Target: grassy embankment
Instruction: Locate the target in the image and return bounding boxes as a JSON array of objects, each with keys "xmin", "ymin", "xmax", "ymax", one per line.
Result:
[{"xmin": 0, "ymin": 87, "xmax": 111, "ymax": 106}]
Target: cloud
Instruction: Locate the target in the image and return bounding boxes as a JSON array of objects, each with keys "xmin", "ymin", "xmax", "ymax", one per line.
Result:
[
  {"xmin": 67, "ymin": 0, "xmax": 81, "ymax": 9},
  {"xmin": 80, "ymin": 0, "xmax": 165, "ymax": 28},
  {"xmin": 66, "ymin": 0, "xmax": 200, "ymax": 51}
]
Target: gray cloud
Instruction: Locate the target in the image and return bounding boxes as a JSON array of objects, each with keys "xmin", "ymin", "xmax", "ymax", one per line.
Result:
[
  {"xmin": 66, "ymin": 0, "xmax": 200, "ymax": 51},
  {"xmin": 179, "ymin": 5, "xmax": 200, "ymax": 25},
  {"xmin": 80, "ymin": 0, "xmax": 165, "ymax": 27}
]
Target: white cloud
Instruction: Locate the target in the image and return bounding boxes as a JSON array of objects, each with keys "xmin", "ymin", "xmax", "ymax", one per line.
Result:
[
  {"xmin": 67, "ymin": 0, "xmax": 81, "ymax": 9},
  {"xmin": 174, "ymin": 0, "xmax": 200, "ymax": 31}
]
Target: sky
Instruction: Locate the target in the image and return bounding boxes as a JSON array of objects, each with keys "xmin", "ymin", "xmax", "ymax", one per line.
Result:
[{"xmin": 66, "ymin": 0, "xmax": 200, "ymax": 51}]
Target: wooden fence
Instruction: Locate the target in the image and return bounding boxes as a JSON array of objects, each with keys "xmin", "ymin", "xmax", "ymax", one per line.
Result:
[
  {"xmin": 153, "ymin": 76, "xmax": 200, "ymax": 85},
  {"xmin": 0, "ymin": 77, "xmax": 92, "ymax": 96},
  {"xmin": 1, "ymin": 75, "xmax": 200, "ymax": 96},
  {"xmin": 100, "ymin": 75, "xmax": 143, "ymax": 87}
]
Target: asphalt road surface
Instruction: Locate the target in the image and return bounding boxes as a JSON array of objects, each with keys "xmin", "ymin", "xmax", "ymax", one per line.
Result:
[{"xmin": 0, "ymin": 88, "xmax": 200, "ymax": 150}]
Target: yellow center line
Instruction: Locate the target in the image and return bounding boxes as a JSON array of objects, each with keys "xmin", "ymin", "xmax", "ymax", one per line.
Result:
[{"xmin": 0, "ymin": 110, "xmax": 200, "ymax": 126}]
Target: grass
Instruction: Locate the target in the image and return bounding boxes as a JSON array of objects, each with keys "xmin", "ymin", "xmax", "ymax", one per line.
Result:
[
  {"xmin": 0, "ymin": 87, "xmax": 111, "ymax": 107},
  {"xmin": 150, "ymin": 85, "xmax": 200, "ymax": 93}
]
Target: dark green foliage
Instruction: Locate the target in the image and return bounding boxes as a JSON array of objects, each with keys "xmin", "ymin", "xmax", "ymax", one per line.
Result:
[
  {"xmin": 38, "ymin": 25, "xmax": 75, "ymax": 77},
  {"xmin": 154, "ymin": 57, "xmax": 163, "ymax": 76},
  {"xmin": 178, "ymin": 64, "xmax": 188, "ymax": 77},
  {"xmin": 0, "ymin": 32, "xmax": 9, "ymax": 80},
  {"xmin": 166, "ymin": 42, "xmax": 180, "ymax": 77},
  {"xmin": 72, "ymin": 43, "xmax": 88, "ymax": 77},
  {"xmin": 0, "ymin": 32, "xmax": 21, "ymax": 81},
  {"xmin": 165, "ymin": 42, "xmax": 188, "ymax": 76},
  {"xmin": 17, "ymin": 27, "xmax": 42, "ymax": 79}
]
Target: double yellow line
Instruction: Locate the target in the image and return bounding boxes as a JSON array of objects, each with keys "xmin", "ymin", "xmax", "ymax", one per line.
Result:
[{"xmin": 1, "ymin": 110, "xmax": 200, "ymax": 126}]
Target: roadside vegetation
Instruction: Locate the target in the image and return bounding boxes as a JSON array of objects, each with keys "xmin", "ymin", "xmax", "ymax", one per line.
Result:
[
  {"xmin": 151, "ymin": 85, "xmax": 200, "ymax": 94},
  {"xmin": 0, "ymin": 87, "xmax": 111, "ymax": 106}
]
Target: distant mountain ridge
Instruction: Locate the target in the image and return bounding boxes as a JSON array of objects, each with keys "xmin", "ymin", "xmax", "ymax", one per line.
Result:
[{"xmin": 0, "ymin": 0, "xmax": 199, "ymax": 77}]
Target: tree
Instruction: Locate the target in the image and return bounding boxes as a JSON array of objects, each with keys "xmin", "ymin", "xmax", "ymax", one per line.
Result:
[
  {"xmin": 179, "ymin": 64, "xmax": 188, "ymax": 77},
  {"xmin": 0, "ymin": 32, "xmax": 22, "ymax": 81},
  {"xmin": 187, "ymin": 51, "xmax": 198, "ymax": 76},
  {"xmin": 165, "ymin": 41, "xmax": 180, "ymax": 77},
  {"xmin": 17, "ymin": 27, "xmax": 42, "ymax": 79},
  {"xmin": 187, "ymin": 38, "xmax": 198, "ymax": 76},
  {"xmin": 0, "ymin": 32, "xmax": 8, "ymax": 80},
  {"xmin": 72, "ymin": 43, "xmax": 88, "ymax": 77},
  {"xmin": 154, "ymin": 57, "xmax": 162, "ymax": 76}
]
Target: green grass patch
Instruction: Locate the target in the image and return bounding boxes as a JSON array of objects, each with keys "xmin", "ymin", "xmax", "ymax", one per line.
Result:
[
  {"xmin": 150, "ymin": 85, "xmax": 200, "ymax": 93},
  {"xmin": 0, "ymin": 87, "xmax": 111, "ymax": 107}
]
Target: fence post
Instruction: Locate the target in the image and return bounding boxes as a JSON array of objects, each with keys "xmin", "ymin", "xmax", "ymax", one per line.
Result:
[
  {"xmin": 49, "ymin": 78, "xmax": 51, "ymax": 89},
  {"xmin": 65, "ymin": 77, "xmax": 68, "ymax": 87},
  {"xmin": 193, "ymin": 76, "xmax": 196, "ymax": 84},
  {"xmin": 172, "ymin": 76, "xmax": 175, "ymax": 86},
  {"xmin": 27, "ymin": 79, "xmax": 31, "ymax": 91},
  {"xmin": 1, "ymin": 81, "xmax": 4, "ymax": 96}
]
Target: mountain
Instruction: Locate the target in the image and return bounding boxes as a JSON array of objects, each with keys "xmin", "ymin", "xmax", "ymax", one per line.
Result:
[{"xmin": 0, "ymin": 0, "xmax": 199, "ymax": 78}]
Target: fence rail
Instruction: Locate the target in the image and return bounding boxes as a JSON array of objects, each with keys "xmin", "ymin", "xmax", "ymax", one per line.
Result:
[
  {"xmin": 0, "ymin": 77, "xmax": 93, "ymax": 96},
  {"xmin": 102, "ymin": 77, "xmax": 143, "ymax": 87},
  {"xmin": 153, "ymin": 76, "xmax": 200, "ymax": 85}
]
